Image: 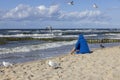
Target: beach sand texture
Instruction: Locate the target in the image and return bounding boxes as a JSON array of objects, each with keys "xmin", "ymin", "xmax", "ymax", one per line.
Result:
[{"xmin": 0, "ymin": 46, "xmax": 120, "ymax": 80}]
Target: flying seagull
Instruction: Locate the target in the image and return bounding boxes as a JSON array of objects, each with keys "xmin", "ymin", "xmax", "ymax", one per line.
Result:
[
  {"xmin": 93, "ymin": 3, "xmax": 98, "ymax": 8},
  {"xmin": 68, "ymin": 1, "xmax": 74, "ymax": 5}
]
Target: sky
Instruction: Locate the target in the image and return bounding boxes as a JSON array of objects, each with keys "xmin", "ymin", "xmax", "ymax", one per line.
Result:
[{"xmin": 0, "ymin": 0, "xmax": 120, "ymax": 29}]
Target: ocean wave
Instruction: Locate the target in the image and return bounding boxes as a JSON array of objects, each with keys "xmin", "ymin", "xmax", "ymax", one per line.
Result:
[
  {"xmin": 0, "ymin": 40, "xmax": 76, "ymax": 54},
  {"xmin": 85, "ymin": 34, "xmax": 98, "ymax": 37},
  {"xmin": 7, "ymin": 30, "xmax": 22, "ymax": 32},
  {"xmin": 0, "ymin": 34, "xmax": 54, "ymax": 38},
  {"xmin": 105, "ymin": 33, "xmax": 120, "ymax": 36}
]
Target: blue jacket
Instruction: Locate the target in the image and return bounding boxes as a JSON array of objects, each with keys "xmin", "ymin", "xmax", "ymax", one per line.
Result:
[{"xmin": 75, "ymin": 34, "xmax": 90, "ymax": 54}]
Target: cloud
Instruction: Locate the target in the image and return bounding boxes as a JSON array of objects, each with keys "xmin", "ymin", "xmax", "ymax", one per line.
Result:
[
  {"xmin": 2, "ymin": 4, "xmax": 31, "ymax": 20},
  {"xmin": 60, "ymin": 10, "xmax": 109, "ymax": 22},
  {"xmin": 0, "ymin": 4, "xmax": 60, "ymax": 21},
  {"xmin": 0, "ymin": 4, "xmax": 109, "ymax": 22}
]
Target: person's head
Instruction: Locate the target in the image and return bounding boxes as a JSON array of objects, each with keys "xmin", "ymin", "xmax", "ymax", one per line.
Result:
[{"xmin": 78, "ymin": 34, "xmax": 84, "ymax": 40}]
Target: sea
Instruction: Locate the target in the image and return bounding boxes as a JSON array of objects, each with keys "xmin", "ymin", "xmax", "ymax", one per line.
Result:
[{"xmin": 0, "ymin": 28, "xmax": 120, "ymax": 64}]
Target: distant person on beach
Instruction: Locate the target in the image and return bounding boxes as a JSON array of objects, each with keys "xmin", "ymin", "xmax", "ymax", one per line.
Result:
[{"xmin": 70, "ymin": 34, "xmax": 90, "ymax": 54}]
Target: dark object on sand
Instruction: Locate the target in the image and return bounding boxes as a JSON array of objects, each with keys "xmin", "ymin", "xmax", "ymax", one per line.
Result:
[{"xmin": 100, "ymin": 44, "xmax": 105, "ymax": 48}]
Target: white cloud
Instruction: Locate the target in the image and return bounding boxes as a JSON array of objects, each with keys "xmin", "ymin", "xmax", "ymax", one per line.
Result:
[
  {"xmin": 0, "ymin": 4, "xmax": 109, "ymax": 22},
  {"xmin": 49, "ymin": 5, "xmax": 60, "ymax": 17},
  {"xmin": 60, "ymin": 10, "xmax": 109, "ymax": 22},
  {"xmin": 3, "ymin": 4, "xmax": 31, "ymax": 20},
  {"xmin": 37, "ymin": 5, "xmax": 48, "ymax": 15},
  {"xmin": 36, "ymin": 5, "xmax": 60, "ymax": 20}
]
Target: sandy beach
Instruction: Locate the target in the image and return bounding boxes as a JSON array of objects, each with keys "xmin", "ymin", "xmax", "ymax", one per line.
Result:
[{"xmin": 0, "ymin": 46, "xmax": 120, "ymax": 80}]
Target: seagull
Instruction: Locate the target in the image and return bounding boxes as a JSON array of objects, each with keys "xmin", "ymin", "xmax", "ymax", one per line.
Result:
[
  {"xmin": 68, "ymin": 1, "xmax": 74, "ymax": 5},
  {"xmin": 48, "ymin": 60, "xmax": 60, "ymax": 69},
  {"xmin": 2, "ymin": 61, "xmax": 13, "ymax": 67},
  {"xmin": 93, "ymin": 3, "xmax": 98, "ymax": 8},
  {"xmin": 100, "ymin": 44, "xmax": 105, "ymax": 48}
]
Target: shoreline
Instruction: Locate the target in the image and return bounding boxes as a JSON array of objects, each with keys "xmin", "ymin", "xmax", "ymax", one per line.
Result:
[
  {"xmin": 0, "ymin": 43, "xmax": 120, "ymax": 63},
  {"xmin": 0, "ymin": 46, "xmax": 120, "ymax": 80}
]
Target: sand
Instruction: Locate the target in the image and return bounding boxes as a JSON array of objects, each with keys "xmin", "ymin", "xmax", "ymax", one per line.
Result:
[{"xmin": 0, "ymin": 46, "xmax": 120, "ymax": 80}]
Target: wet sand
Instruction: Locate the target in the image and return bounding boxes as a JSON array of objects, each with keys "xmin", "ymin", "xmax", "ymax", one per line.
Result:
[{"xmin": 0, "ymin": 46, "xmax": 120, "ymax": 80}]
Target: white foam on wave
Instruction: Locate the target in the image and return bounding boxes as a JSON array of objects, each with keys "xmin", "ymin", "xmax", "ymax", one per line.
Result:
[
  {"xmin": 85, "ymin": 34, "xmax": 98, "ymax": 37},
  {"xmin": 104, "ymin": 33, "xmax": 120, "ymax": 39},
  {"xmin": 0, "ymin": 40, "xmax": 76, "ymax": 54},
  {"xmin": 60, "ymin": 35, "xmax": 78, "ymax": 38},
  {"xmin": 105, "ymin": 33, "xmax": 120, "ymax": 36},
  {"xmin": 0, "ymin": 33, "xmax": 54, "ymax": 38},
  {"xmin": 59, "ymin": 34, "xmax": 98, "ymax": 38},
  {"xmin": 7, "ymin": 30, "xmax": 22, "ymax": 32}
]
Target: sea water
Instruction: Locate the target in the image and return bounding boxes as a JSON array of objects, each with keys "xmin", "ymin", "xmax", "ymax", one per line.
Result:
[{"xmin": 0, "ymin": 29, "xmax": 120, "ymax": 63}]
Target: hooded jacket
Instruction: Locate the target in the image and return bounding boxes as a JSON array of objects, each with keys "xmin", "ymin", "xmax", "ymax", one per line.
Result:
[{"xmin": 75, "ymin": 34, "xmax": 90, "ymax": 54}]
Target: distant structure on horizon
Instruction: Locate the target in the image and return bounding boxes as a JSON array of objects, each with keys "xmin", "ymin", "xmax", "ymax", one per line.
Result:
[
  {"xmin": 45, "ymin": 26, "xmax": 62, "ymax": 36},
  {"xmin": 46, "ymin": 26, "xmax": 53, "ymax": 33}
]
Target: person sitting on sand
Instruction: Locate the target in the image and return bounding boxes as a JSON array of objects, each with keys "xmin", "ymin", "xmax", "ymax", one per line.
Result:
[{"xmin": 70, "ymin": 34, "xmax": 90, "ymax": 54}]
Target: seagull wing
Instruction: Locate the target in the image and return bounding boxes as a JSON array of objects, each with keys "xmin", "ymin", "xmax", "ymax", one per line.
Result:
[{"xmin": 93, "ymin": 3, "xmax": 98, "ymax": 8}]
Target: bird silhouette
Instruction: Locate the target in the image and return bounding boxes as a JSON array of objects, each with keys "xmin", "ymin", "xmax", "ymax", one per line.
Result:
[
  {"xmin": 100, "ymin": 44, "xmax": 105, "ymax": 48},
  {"xmin": 93, "ymin": 3, "xmax": 98, "ymax": 8},
  {"xmin": 68, "ymin": 1, "xmax": 74, "ymax": 5}
]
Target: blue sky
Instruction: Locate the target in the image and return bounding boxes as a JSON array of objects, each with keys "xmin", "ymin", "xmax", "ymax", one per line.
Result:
[{"xmin": 0, "ymin": 0, "xmax": 120, "ymax": 29}]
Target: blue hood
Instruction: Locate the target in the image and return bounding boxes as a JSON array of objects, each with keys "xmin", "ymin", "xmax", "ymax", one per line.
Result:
[
  {"xmin": 78, "ymin": 34, "xmax": 84, "ymax": 39},
  {"xmin": 75, "ymin": 34, "xmax": 90, "ymax": 54}
]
